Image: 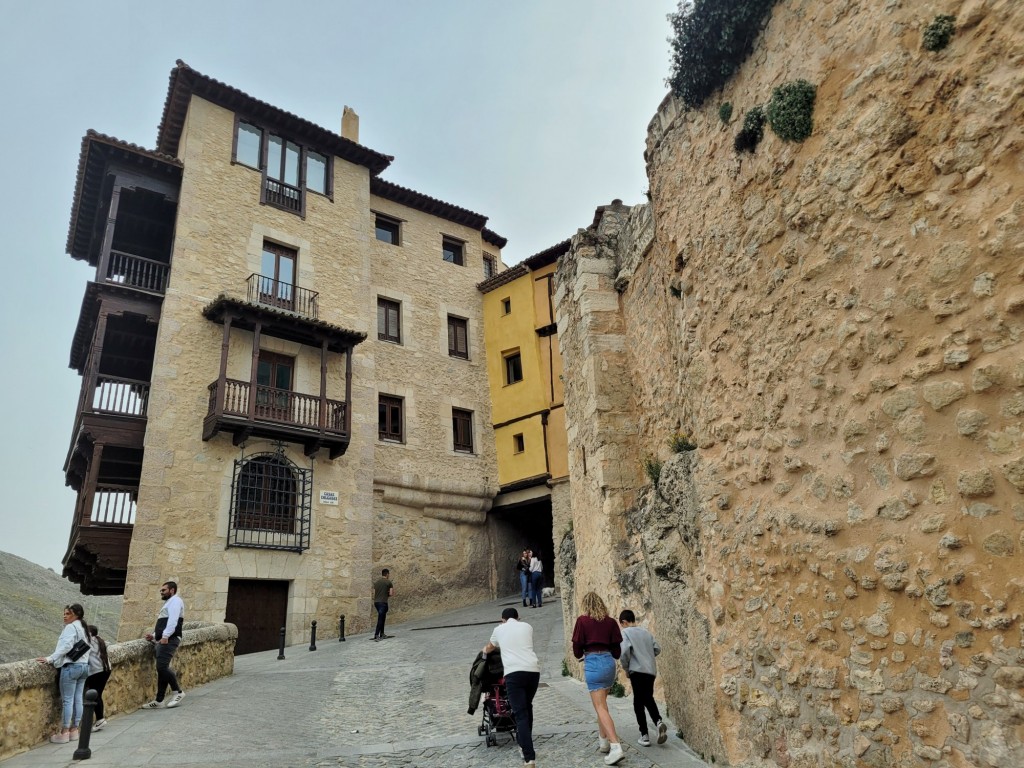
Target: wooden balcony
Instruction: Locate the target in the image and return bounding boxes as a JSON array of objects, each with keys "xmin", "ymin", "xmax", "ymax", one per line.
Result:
[
  {"xmin": 105, "ymin": 250, "xmax": 168, "ymax": 294},
  {"xmin": 204, "ymin": 378, "xmax": 350, "ymax": 459},
  {"xmin": 63, "ymin": 484, "xmax": 137, "ymax": 596},
  {"xmin": 246, "ymin": 273, "xmax": 318, "ymax": 319}
]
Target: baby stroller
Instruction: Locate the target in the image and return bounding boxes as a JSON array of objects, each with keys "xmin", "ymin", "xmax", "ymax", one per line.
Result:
[{"xmin": 477, "ymin": 678, "xmax": 518, "ymax": 747}]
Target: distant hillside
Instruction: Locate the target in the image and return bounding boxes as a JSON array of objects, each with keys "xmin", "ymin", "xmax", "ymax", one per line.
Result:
[{"xmin": 0, "ymin": 550, "xmax": 121, "ymax": 664}]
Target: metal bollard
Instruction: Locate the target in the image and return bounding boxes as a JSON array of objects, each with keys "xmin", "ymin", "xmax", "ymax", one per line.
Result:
[
  {"xmin": 309, "ymin": 620, "xmax": 317, "ymax": 651},
  {"xmin": 73, "ymin": 689, "xmax": 97, "ymax": 760},
  {"xmin": 277, "ymin": 626, "xmax": 286, "ymax": 660},
  {"xmin": 339, "ymin": 614, "xmax": 346, "ymax": 641}
]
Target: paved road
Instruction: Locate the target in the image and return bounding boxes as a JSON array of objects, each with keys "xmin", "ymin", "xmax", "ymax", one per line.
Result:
[{"xmin": 3, "ymin": 596, "xmax": 708, "ymax": 768}]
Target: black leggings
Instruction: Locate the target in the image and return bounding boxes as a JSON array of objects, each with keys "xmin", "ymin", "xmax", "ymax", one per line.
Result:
[
  {"xmin": 629, "ymin": 672, "xmax": 661, "ymax": 735},
  {"xmin": 85, "ymin": 670, "xmax": 111, "ymax": 720}
]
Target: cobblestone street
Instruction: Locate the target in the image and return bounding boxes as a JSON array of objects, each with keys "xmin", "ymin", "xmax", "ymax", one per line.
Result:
[{"xmin": 2, "ymin": 596, "xmax": 708, "ymax": 768}]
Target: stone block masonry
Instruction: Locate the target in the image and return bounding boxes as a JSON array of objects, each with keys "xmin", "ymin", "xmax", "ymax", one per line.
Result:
[{"xmin": 556, "ymin": 1, "xmax": 1024, "ymax": 766}]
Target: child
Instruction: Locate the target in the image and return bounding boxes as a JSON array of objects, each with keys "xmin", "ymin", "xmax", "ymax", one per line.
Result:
[{"xmin": 618, "ymin": 609, "xmax": 667, "ymax": 747}]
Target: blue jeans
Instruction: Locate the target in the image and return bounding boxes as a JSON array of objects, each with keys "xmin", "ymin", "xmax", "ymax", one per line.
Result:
[
  {"xmin": 530, "ymin": 571, "xmax": 545, "ymax": 607},
  {"xmin": 519, "ymin": 571, "xmax": 529, "ymax": 603},
  {"xmin": 374, "ymin": 601, "xmax": 389, "ymax": 638},
  {"xmin": 584, "ymin": 652, "xmax": 616, "ymax": 692},
  {"xmin": 59, "ymin": 661, "xmax": 89, "ymax": 728},
  {"xmin": 504, "ymin": 670, "xmax": 540, "ymax": 762}
]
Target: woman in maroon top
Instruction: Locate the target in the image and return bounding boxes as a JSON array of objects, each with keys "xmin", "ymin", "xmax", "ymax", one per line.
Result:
[{"xmin": 571, "ymin": 591, "xmax": 625, "ymax": 765}]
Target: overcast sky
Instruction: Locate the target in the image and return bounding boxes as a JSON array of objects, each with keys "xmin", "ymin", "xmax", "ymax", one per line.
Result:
[{"xmin": 0, "ymin": 0, "xmax": 674, "ymax": 571}]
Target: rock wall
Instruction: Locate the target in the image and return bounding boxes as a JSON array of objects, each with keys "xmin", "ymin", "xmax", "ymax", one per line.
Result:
[{"xmin": 557, "ymin": 1, "xmax": 1024, "ymax": 766}]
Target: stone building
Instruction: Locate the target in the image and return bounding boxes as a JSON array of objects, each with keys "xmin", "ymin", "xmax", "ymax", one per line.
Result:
[
  {"xmin": 478, "ymin": 242, "xmax": 572, "ymax": 595},
  {"xmin": 62, "ymin": 61, "xmax": 506, "ymax": 650},
  {"xmin": 555, "ymin": 2, "xmax": 1024, "ymax": 766}
]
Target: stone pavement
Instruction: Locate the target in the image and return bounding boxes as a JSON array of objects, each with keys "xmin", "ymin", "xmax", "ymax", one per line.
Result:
[{"xmin": 2, "ymin": 595, "xmax": 709, "ymax": 768}]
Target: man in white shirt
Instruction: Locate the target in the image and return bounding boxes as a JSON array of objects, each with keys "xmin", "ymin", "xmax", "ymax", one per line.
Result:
[
  {"xmin": 142, "ymin": 581, "xmax": 186, "ymax": 709},
  {"xmin": 483, "ymin": 608, "xmax": 541, "ymax": 767}
]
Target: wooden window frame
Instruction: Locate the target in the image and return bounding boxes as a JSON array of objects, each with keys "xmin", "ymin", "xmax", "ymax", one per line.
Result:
[
  {"xmin": 442, "ymin": 236, "xmax": 465, "ymax": 266},
  {"xmin": 447, "ymin": 315, "xmax": 468, "ymax": 359},
  {"xmin": 452, "ymin": 408, "xmax": 474, "ymax": 453},
  {"xmin": 378, "ymin": 394, "xmax": 404, "ymax": 442},
  {"xmin": 504, "ymin": 350, "xmax": 523, "ymax": 385},
  {"xmin": 377, "ymin": 297, "xmax": 402, "ymax": 344},
  {"xmin": 513, "ymin": 433, "xmax": 525, "ymax": 453},
  {"xmin": 374, "ymin": 212, "xmax": 402, "ymax": 245}
]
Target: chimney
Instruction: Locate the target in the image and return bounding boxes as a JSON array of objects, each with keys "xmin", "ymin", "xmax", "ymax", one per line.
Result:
[{"xmin": 341, "ymin": 106, "xmax": 359, "ymax": 143}]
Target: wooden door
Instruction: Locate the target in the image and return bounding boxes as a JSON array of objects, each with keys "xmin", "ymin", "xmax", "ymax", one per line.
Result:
[{"xmin": 225, "ymin": 579, "xmax": 289, "ymax": 655}]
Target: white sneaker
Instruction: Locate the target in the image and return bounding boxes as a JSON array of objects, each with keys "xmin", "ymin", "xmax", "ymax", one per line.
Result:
[
  {"xmin": 638, "ymin": 733, "xmax": 651, "ymax": 747},
  {"xmin": 605, "ymin": 743, "xmax": 625, "ymax": 765},
  {"xmin": 598, "ymin": 737, "xmax": 610, "ymax": 753},
  {"xmin": 92, "ymin": 718, "xmax": 107, "ymax": 731},
  {"xmin": 657, "ymin": 720, "xmax": 668, "ymax": 744},
  {"xmin": 165, "ymin": 691, "xmax": 185, "ymax": 709},
  {"xmin": 141, "ymin": 700, "xmax": 163, "ymax": 709}
]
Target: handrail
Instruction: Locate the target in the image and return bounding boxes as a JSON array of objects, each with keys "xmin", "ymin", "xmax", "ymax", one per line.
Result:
[
  {"xmin": 207, "ymin": 378, "xmax": 346, "ymax": 433},
  {"xmin": 91, "ymin": 375, "xmax": 149, "ymax": 416},
  {"xmin": 246, "ymin": 273, "xmax": 319, "ymax": 319},
  {"xmin": 106, "ymin": 250, "xmax": 169, "ymax": 293}
]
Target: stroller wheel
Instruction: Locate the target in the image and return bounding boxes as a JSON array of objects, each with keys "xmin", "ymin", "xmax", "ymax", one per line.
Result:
[{"xmin": 477, "ymin": 725, "xmax": 486, "ymax": 736}]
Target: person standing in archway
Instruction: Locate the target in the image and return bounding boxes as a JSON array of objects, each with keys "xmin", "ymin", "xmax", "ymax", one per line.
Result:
[{"xmin": 529, "ymin": 550, "xmax": 545, "ymax": 608}]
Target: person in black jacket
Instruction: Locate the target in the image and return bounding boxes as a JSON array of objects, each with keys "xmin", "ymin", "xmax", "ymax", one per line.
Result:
[
  {"xmin": 468, "ymin": 648, "xmax": 504, "ymax": 714},
  {"xmin": 85, "ymin": 625, "xmax": 112, "ymax": 730}
]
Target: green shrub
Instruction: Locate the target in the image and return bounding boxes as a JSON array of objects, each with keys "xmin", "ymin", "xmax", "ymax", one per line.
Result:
[
  {"xmin": 923, "ymin": 14, "xmax": 956, "ymax": 51},
  {"xmin": 562, "ymin": 659, "xmax": 571, "ymax": 677},
  {"xmin": 719, "ymin": 102, "xmax": 733, "ymax": 123},
  {"xmin": 609, "ymin": 680, "xmax": 626, "ymax": 697},
  {"xmin": 734, "ymin": 106, "xmax": 766, "ymax": 153},
  {"xmin": 668, "ymin": 0, "xmax": 780, "ymax": 109},
  {"xmin": 642, "ymin": 455, "xmax": 663, "ymax": 488},
  {"xmin": 668, "ymin": 433, "xmax": 697, "ymax": 452},
  {"xmin": 766, "ymin": 80, "xmax": 816, "ymax": 142}
]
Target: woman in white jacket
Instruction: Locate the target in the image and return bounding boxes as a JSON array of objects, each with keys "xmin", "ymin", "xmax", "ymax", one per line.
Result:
[{"xmin": 35, "ymin": 603, "xmax": 90, "ymax": 743}]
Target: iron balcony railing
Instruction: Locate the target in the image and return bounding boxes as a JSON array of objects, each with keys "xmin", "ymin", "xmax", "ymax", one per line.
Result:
[
  {"xmin": 106, "ymin": 250, "xmax": 168, "ymax": 293},
  {"xmin": 246, "ymin": 273, "xmax": 319, "ymax": 319},
  {"xmin": 207, "ymin": 379, "xmax": 346, "ymax": 433}
]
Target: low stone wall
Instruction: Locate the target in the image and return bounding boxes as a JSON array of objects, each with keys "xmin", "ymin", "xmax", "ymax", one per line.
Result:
[{"xmin": 0, "ymin": 622, "xmax": 236, "ymax": 760}]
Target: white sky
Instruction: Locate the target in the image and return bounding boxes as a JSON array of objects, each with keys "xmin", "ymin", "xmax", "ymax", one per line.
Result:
[{"xmin": 0, "ymin": 0, "xmax": 674, "ymax": 570}]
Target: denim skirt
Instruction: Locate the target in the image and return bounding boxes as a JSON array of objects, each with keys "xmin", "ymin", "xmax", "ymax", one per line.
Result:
[{"xmin": 584, "ymin": 652, "xmax": 616, "ymax": 692}]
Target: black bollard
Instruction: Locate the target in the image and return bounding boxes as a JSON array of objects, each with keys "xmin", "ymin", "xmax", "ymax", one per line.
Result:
[
  {"xmin": 309, "ymin": 620, "xmax": 317, "ymax": 651},
  {"xmin": 73, "ymin": 689, "xmax": 97, "ymax": 760},
  {"xmin": 277, "ymin": 626, "xmax": 286, "ymax": 660},
  {"xmin": 339, "ymin": 614, "xmax": 346, "ymax": 641}
]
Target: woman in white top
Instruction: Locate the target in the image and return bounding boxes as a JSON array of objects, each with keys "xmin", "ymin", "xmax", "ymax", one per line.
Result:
[{"xmin": 35, "ymin": 603, "xmax": 91, "ymax": 743}]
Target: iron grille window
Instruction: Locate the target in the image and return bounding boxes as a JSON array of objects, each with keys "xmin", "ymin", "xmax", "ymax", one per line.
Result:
[
  {"xmin": 229, "ymin": 453, "xmax": 311, "ymax": 552},
  {"xmin": 378, "ymin": 298, "xmax": 401, "ymax": 343},
  {"xmin": 448, "ymin": 315, "xmax": 468, "ymax": 359},
  {"xmin": 483, "ymin": 254, "xmax": 496, "ymax": 279},
  {"xmin": 453, "ymin": 408, "xmax": 473, "ymax": 453},
  {"xmin": 379, "ymin": 395, "xmax": 404, "ymax": 442}
]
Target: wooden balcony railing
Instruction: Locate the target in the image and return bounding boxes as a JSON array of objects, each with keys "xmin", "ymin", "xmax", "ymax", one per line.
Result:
[
  {"xmin": 246, "ymin": 273, "xmax": 319, "ymax": 319},
  {"xmin": 91, "ymin": 375, "xmax": 149, "ymax": 416},
  {"xmin": 105, "ymin": 250, "xmax": 168, "ymax": 293},
  {"xmin": 264, "ymin": 178, "xmax": 302, "ymax": 212},
  {"xmin": 207, "ymin": 379, "xmax": 347, "ymax": 433},
  {"xmin": 90, "ymin": 484, "xmax": 137, "ymax": 526}
]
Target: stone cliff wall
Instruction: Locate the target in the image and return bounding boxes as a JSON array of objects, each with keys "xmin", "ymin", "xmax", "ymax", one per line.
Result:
[{"xmin": 557, "ymin": 1, "xmax": 1024, "ymax": 766}]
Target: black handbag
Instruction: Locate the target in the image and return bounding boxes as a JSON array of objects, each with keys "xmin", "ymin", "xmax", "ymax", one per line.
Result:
[{"xmin": 65, "ymin": 625, "xmax": 90, "ymax": 662}]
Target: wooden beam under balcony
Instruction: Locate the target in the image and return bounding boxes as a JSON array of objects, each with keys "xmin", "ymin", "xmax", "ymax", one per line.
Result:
[{"xmin": 203, "ymin": 377, "xmax": 351, "ymax": 459}]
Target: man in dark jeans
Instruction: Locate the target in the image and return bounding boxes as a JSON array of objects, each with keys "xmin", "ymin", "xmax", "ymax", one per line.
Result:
[
  {"xmin": 372, "ymin": 568, "xmax": 394, "ymax": 641},
  {"xmin": 142, "ymin": 581, "xmax": 185, "ymax": 709},
  {"xmin": 483, "ymin": 607, "xmax": 541, "ymax": 767}
]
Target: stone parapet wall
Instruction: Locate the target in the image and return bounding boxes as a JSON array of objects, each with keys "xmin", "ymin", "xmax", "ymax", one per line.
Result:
[
  {"xmin": 557, "ymin": 1, "xmax": 1024, "ymax": 766},
  {"xmin": 0, "ymin": 622, "xmax": 236, "ymax": 760}
]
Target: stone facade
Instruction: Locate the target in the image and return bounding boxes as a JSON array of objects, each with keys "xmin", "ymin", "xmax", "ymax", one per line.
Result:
[
  {"xmin": 556, "ymin": 1, "xmax": 1024, "ymax": 766},
  {"xmin": 115, "ymin": 81, "xmax": 499, "ymax": 643}
]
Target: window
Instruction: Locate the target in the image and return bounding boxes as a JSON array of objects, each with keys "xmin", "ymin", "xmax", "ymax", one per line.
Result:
[
  {"xmin": 375, "ymin": 213, "xmax": 401, "ymax": 245},
  {"xmin": 378, "ymin": 395, "xmax": 404, "ymax": 442},
  {"xmin": 259, "ymin": 242, "xmax": 296, "ymax": 310},
  {"xmin": 233, "ymin": 120, "xmax": 331, "ymax": 214},
  {"xmin": 255, "ymin": 351, "xmax": 294, "ymax": 421},
  {"xmin": 377, "ymin": 298, "xmax": 401, "ymax": 344},
  {"xmin": 504, "ymin": 351, "xmax": 523, "ymax": 385},
  {"xmin": 453, "ymin": 408, "xmax": 473, "ymax": 453},
  {"xmin": 442, "ymin": 237, "xmax": 464, "ymax": 266},
  {"xmin": 229, "ymin": 452, "xmax": 311, "ymax": 551},
  {"xmin": 483, "ymin": 254, "xmax": 496, "ymax": 279},
  {"xmin": 501, "ymin": 297, "xmax": 511, "ymax": 315},
  {"xmin": 448, "ymin": 315, "xmax": 468, "ymax": 359},
  {"xmin": 513, "ymin": 434, "xmax": 525, "ymax": 453}
]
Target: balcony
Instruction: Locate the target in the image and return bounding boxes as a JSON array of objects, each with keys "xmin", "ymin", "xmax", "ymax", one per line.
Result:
[
  {"xmin": 246, "ymin": 273, "xmax": 318, "ymax": 319},
  {"xmin": 204, "ymin": 378, "xmax": 350, "ymax": 458},
  {"xmin": 105, "ymin": 250, "xmax": 169, "ymax": 294},
  {"xmin": 63, "ymin": 482, "xmax": 139, "ymax": 596},
  {"xmin": 264, "ymin": 178, "xmax": 301, "ymax": 213}
]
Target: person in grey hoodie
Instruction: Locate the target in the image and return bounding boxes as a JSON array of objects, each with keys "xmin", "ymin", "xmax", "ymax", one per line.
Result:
[{"xmin": 618, "ymin": 610, "xmax": 667, "ymax": 747}]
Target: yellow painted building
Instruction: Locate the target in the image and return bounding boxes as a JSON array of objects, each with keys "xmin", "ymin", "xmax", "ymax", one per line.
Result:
[{"xmin": 479, "ymin": 242, "xmax": 570, "ymax": 589}]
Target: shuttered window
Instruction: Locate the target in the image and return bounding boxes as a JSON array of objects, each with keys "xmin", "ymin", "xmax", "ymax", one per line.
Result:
[
  {"xmin": 448, "ymin": 315, "xmax": 468, "ymax": 359},
  {"xmin": 452, "ymin": 408, "xmax": 473, "ymax": 453},
  {"xmin": 378, "ymin": 298, "xmax": 401, "ymax": 344}
]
